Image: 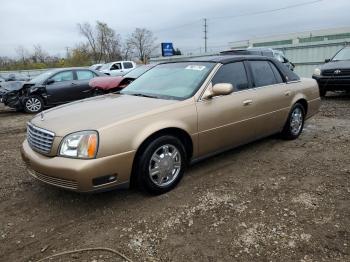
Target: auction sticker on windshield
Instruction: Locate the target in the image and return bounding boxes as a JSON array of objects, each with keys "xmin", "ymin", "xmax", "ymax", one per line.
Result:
[{"xmin": 185, "ymin": 65, "xmax": 206, "ymax": 71}]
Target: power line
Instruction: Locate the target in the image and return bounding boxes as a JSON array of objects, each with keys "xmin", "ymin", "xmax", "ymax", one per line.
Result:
[
  {"xmin": 153, "ymin": 0, "xmax": 323, "ymax": 35},
  {"xmin": 209, "ymin": 0, "xmax": 323, "ymax": 21}
]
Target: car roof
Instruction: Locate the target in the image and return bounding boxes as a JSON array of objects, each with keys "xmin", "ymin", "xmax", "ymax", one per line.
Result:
[{"xmin": 162, "ymin": 55, "xmax": 275, "ymax": 64}]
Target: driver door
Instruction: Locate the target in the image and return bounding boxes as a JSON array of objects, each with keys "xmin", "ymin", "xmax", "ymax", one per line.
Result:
[{"xmin": 45, "ymin": 70, "xmax": 75, "ymax": 104}]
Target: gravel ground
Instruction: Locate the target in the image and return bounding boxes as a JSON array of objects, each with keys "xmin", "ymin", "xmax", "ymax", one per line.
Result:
[{"xmin": 0, "ymin": 93, "xmax": 349, "ymax": 262}]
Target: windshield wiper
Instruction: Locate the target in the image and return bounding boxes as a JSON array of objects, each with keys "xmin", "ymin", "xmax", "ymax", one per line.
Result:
[{"xmin": 129, "ymin": 93, "xmax": 159, "ymax": 99}]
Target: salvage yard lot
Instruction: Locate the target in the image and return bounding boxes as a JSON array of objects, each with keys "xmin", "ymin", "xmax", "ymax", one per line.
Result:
[{"xmin": 0, "ymin": 94, "xmax": 349, "ymax": 261}]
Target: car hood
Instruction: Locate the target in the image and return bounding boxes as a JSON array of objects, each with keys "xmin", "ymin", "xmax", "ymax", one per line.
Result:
[
  {"xmin": 321, "ymin": 60, "xmax": 350, "ymax": 70},
  {"xmin": 30, "ymin": 94, "xmax": 179, "ymax": 136},
  {"xmin": 0, "ymin": 81, "xmax": 25, "ymax": 92}
]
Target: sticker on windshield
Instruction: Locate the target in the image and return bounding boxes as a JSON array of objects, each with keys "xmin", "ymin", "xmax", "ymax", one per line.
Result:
[{"xmin": 185, "ymin": 65, "xmax": 206, "ymax": 71}]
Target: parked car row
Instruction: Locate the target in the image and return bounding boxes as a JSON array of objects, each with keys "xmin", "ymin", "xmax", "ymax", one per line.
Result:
[{"xmin": 21, "ymin": 54, "xmax": 321, "ymax": 194}]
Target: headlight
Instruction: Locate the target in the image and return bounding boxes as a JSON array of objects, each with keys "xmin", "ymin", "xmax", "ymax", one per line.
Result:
[
  {"xmin": 313, "ymin": 68, "xmax": 321, "ymax": 76},
  {"xmin": 59, "ymin": 131, "xmax": 98, "ymax": 159}
]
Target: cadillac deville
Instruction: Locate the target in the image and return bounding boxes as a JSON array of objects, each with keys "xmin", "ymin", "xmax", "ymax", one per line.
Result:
[{"xmin": 21, "ymin": 56, "xmax": 321, "ymax": 194}]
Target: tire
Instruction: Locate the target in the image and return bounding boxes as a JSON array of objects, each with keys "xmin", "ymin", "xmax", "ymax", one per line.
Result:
[
  {"xmin": 135, "ymin": 135, "xmax": 187, "ymax": 195},
  {"xmin": 281, "ymin": 103, "xmax": 305, "ymax": 140},
  {"xmin": 23, "ymin": 95, "xmax": 44, "ymax": 113},
  {"xmin": 319, "ymin": 87, "xmax": 327, "ymax": 97}
]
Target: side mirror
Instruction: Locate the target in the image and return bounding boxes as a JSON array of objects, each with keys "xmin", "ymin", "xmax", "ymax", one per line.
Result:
[
  {"xmin": 46, "ymin": 79, "xmax": 55, "ymax": 85},
  {"xmin": 203, "ymin": 83, "xmax": 234, "ymax": 99},
  {"xmin": 325, "ymin": 58, "xmax": 330, "ymax": 63}
]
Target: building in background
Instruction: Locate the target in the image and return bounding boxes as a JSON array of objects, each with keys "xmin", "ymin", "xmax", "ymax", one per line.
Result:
[{"xmin": 228, "ymin": 27, "xmax": 350, "ymax": 77}]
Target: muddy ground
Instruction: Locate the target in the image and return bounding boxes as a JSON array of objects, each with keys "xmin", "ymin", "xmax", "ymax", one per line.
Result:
[{"xmin": 0, "ymin": 93, "xmax": 349, "ymax": 262}]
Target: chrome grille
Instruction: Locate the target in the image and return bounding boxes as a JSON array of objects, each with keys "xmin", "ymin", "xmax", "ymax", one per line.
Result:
[{"xmin": 27, "ymin": 122, "xmax": 55, "ymax": 154}]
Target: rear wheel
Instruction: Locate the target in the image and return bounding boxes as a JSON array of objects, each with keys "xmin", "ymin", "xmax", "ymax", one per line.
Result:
[
  {"xmin": 23, "ymin": 95, "xmax": 44, "ymax": 113},
  {"xmin": 281, "ymin": 103, "xmax": 305, "ymax": 140},
  {"xmin": 135, "ymin": 135, "xmax": 187, "ymax": 194}
]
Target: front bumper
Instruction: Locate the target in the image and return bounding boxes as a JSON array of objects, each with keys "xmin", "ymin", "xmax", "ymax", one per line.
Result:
[
  {"xmin": 21, "ymin": 139, "xmax": 135, "ymax": 192},
  {"xmin": 312, "ymin": 75, "xmax": 350, "ymax": 90}
]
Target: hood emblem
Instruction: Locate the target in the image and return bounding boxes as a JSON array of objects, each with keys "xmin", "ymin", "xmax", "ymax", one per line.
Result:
[
  {"xmin": 40, "ymin": 112, "xmax": 44, "ymax": 121},
  {"xmin": 334, "ymin": 70, "xmax": 341, "ymax": 74}
]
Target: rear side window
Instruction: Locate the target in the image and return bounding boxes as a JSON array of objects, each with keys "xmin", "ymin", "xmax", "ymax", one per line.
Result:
[
  {"xmin": 269, "ymin": 62, "xmax": 284, "ymax": 83},
  {"xmin": 211, "ymin": 62, "xmax": 249, "ymax": 91},
  {"xmin": 123, "ymin": 62, "xmax": 134, "ymax": 69},
  {"xmin": 51, "ymin": 71, "xmax": 73, "ymax": 82},
  {"xmin": 249, "ymin": 61, "xmax": 279, "ymax": 87},
  {"xmin": 76, "ymin": 70, "xmax": 95, "ymax": 80}
]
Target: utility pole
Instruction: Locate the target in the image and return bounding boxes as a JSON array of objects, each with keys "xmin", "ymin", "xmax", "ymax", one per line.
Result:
[{"xmin": 203, "ymin": 18, "xmax": 208, "ymax": 53}]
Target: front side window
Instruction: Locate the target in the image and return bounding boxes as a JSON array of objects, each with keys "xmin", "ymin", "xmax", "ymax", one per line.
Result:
[
  {"xmin": 51, "ymin": 71, "xmax": 73, "ymax": 82},
  {"xmin": 121, "ymin": 62, "xmax": 215, "ymax": 100},
  {"xmin": 123, "ymin": 62, "xmax": 134, "ymax": 69},
  {"xmin": 76, "ymin": 70, "xmax": 95, "ymax": 80},
  {"xmin": 249, "ymin": 61, "xmax": 278, "ymax": 87},
  {"xmin": 111, "ymin": 63, "xmax": 122, "ymax": 70},
  {"xmin": 211, "ymin": 62, "xmax": 249, "ymax": 90}
]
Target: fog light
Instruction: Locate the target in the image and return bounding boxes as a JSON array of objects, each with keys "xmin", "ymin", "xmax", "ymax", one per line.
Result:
[{"xmin": 92, "ymin": 174, "xmax": 117, "ymax": 186}]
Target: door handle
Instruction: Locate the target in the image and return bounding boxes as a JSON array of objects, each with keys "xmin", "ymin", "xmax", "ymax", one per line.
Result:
[
  {"xmin": 71, "ymin": 82, "xmax": 77, "ymax": 86},
  {"xmin": 243, "ymin": 99, "xmax": 253, "ymax": 106},
  {"xmin": 284, "ymin": 91, "xmax": 291, "ymax": 96}
]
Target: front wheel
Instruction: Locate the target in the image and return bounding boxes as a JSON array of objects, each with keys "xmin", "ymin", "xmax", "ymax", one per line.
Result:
[
  {"xmin": 23, "ymin": 95, "xmax": 44, "ymax": 113},
  {"xmin": 136, "ymin": 136, "xmax": 187, "ymax": 195},
  {"xmin": 281, "ymin": 103, "xmax": 305, "ymax": 140}
]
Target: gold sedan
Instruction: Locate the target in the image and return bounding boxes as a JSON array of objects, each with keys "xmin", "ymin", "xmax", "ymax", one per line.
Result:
[{"xmin": 21, "ymin": 56, "xmax": 321, "ymax": 194}]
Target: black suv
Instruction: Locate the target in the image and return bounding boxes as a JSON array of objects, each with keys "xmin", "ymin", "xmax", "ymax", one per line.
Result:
[{"xmin": 312, "ymin": 46, "xmax": 350, "ymax": 97}]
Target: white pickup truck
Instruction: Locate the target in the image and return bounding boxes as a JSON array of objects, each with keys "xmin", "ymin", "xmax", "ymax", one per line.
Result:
[{"xmin": 100, "ymin": 61, "xmax": 137, "ymax": 76}]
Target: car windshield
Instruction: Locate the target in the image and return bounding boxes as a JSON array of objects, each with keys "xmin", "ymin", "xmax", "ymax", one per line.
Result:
[
  {"xmin": 332, "ymin": 47, "xmax": 350, "ymax": 61},
  {"xmin": 121, "ymin": 62, "xmax": 215, "ymax": 100},
  {"xmin": 123, "ymin": 65, "xmax": 154, "ymax": 79},
  {"xmin": 29, "ymin": 70, "xmax": 55, "ymax": 84}
]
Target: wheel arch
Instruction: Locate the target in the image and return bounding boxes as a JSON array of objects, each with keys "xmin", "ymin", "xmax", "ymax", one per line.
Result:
[
  {"xmin": 291, "ymin": 94, "xmax": 308, "ymax": 115},
  {"xmin": 129, "ymin": 127, "xmax": 194, "ymax": 187}
]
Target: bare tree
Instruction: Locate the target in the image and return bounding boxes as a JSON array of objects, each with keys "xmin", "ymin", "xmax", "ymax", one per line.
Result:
[
  {"xmin": 32, "ymin": 44, "xmax": 48, "ymax": 63},
  {"xmin": 78, "ymin": 21, "xmax": 122, "ymax": 63},
  {"xmin": 121, "ymin": 41, "xmax": 134, "ymax": 60},
  {"xmin": 127, "ymin": 28, "xmax": 157, "ymax": 63},
  {"xmin": 15, "ymin": 46, "xmax": 29, "ymax": 64},
  {"xmin": 78, "ymin": 22, "xmax": 99, "ymax": 62}
]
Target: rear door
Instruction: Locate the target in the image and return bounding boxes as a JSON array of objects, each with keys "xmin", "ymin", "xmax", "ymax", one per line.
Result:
[
  {"xmin": 122, "ymin": 62, "xmax": 135, "ymax": 75},
  {"xmin": 247, "ymin": 60, "xmax": 293, "ymax": 137},
  {"xmin": 196, "ymin": 61, "xmax": 259, "ymax": 156},
  {"xmin": 74, "ymin": 69, "xmax": 98, "ymax": 99},
  {"xmin": 45, "ymin": 70, "xmax": 75, "ymax": 104}
]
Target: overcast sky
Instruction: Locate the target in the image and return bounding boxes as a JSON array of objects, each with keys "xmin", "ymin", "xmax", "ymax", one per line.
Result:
[{"xmin": 0, "ymin": 0, "xmax": 349, "ymax": 58}]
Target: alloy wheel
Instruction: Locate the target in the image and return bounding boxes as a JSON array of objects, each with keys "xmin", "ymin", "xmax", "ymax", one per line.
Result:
[
  {"xmin": 25, "ymin": 98, "xmax": 42, "ymax": 112},
  {"xmin": 290, "ymin": 107, "xmax": 303, "ymax": 135},
  {"xmin": 148, "ymin": 144, "xmax": 182, "ymax": 187}
]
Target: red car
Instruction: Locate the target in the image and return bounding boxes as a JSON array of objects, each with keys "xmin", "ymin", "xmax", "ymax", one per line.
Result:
[{"xmin": 89, "ymin": 64, "xmax": 155, "ymax": 94}]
